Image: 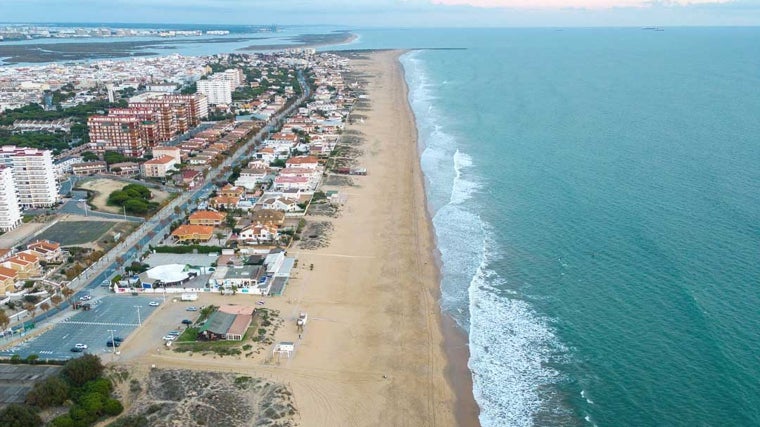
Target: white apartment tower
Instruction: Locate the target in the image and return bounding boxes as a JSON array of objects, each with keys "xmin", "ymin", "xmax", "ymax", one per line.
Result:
[
  {"xmin": 0, "ymin": 165, "xmax": 22, "ymax": 232},
  {"xmin": 197, "ymin": 78, "xmax": 233, "ymax": 105},
  {"xmin": 0, "ymin": 146, "xmax": 59, "ymax": 208}
]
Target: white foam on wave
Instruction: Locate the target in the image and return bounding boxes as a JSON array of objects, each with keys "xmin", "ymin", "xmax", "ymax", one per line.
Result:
[
  {"xmin": 401, "ymin": 51, "xmax": 569, "ymax": 426},
  {"xmin": 468, "ymin": 235, "xmax": 568, "ymax": 427}
]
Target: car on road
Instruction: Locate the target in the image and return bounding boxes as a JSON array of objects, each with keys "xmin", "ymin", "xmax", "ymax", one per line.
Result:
[
  {"xmin": 74, "ymin": 343, "xmax": 87, "ymax": 349},
  {"xmin": 106, "ymin": 340, "xmax": 121, "ymax": 347},
  {"xmin": 70, "ymin": 347, "xmax": 84, "ymax": 353},
  {"xmin": 80, "ymin": 295, "xmax": 92, "ymax": 301},
  {"xmin": 162, "ymin": 335, "xmax": 178, "ymax": 341},
  {"xmin": 186, "ymin": 306, "xmax": 198, "ymax": 311},
  {"xmin": 181, "ymin": 319, "xmax": 192, "ymax": 325},
  {"xmin": 113, "ymin": 337, "xmax": 124, "ymax": 342},
  {"xmin": 148, "ymin": 301, "xmax": 160, "ymax": 307}
]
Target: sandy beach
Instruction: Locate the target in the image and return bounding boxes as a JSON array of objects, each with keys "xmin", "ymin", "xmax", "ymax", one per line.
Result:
[
  {"xmin": 126, "ymin": 50, "xmax": 479, "ymax": 426},
  {"xmin": 279, "ymin": 49, "xmax": 478, "ymax": 426}
]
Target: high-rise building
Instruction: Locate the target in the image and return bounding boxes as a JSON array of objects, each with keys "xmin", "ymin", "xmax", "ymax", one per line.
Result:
[
  {"xmin": 87, "ymin": 115, "xmax": 146, "ymax": 157},
  {"xmin": 0, "ymin": 165, "xmax": 22, "ymax": 232},
  {"xmin": 197, "ymin": 79, "xmax": 233, "ymax": 105},
  {"xmin": 89, "ymin": 93, "xmax": 208, "ymax": 156},
  {"xmin": 0, "ymin": 147, "xmax": 58, "ymax": 209}
]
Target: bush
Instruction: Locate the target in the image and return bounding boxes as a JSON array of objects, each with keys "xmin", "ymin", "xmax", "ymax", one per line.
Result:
[
  {"xmin": 0, "ymin": 404, "xmax": 43, "ymax": 427},
  {"xmin": 62, "ymin": 354, "xmax": 104, "ymax": 387},
  {"xmin": 79, "ymin": 392, "xmax": 104, "ymax": 415},
  {"xmin": 152, "ymin": 245, "xmax": 222, "ymax": 254},
  {"xmin": 103, "ymin": 398, "xmax": 124, "ymax": 416},
  {"xmin": 26, "ymin": 376, "xmax": 70, "ymax": 409},
  {"xmin": 50, "ymin": 414, "xmax": 75, "ymax": 427}
]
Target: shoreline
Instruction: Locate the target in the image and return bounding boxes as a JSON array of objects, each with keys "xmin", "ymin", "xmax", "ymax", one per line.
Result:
[
  {"xmin": 239, "ymin": 31, "xmax": 357, "ymax": 52},
  {"xmin": 398, "ymin": 51, "xmax": 481, "ymax": 426}
]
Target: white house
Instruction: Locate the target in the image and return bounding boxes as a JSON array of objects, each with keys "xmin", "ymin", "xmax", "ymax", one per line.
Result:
[
  {"xmin": 258, "ymin": 197, "xmax": 302, "ymax": 212},
  {"xmin": 238, "ymin": 223, "xmax": 278, "ymax": 244}
]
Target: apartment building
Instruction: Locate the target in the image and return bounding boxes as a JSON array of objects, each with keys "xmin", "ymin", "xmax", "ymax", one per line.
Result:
[
  {"xmin": 87, "ymin": 115, "xmax": 146, "ymax": 157},
  {"xmin": 141, "ymin": 155, "xmax": 177, "ymax": 178},
  {"xmin": 0, "ymin": 146, "xmax": 58, "ymax": 209},
  {"xmin": 152, "ymin": 146, "xmax": 182, "ymax": 163},
  {"xmin": 0, "ymin": 165, "xmax": 22, "ymax": 232},
  {"xmin": 197, "ymin": 78, "xmax": 232, "ymax": 105}
]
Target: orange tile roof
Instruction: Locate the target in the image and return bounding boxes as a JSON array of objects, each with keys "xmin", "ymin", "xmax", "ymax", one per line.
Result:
[
  {"xmin": 171, "ymin": 224, "xmax": 214, "ymax": 237},
  {"xmin": 144, "ymin": 155, "xmax": 175, "ymax": 165},
  {"xmin": 189, "ymin": 211, "xmax": 226, "ymax": 221},
  {"xmin": 0, "ymin": 266, "xmax": 17, "ymax": 279}
]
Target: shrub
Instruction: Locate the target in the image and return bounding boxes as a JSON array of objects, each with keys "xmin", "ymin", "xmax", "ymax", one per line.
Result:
[
  {"xmin": 62, "ymin": 354, "xmax": 104, "ymax": 387},
  {"xmin": 0, "ymin": 404, "xmax": 43, "ymax": 427},
  {"xmin": 103, "ymin": 398, "xmax": 123, "ymax": 416},
  {"xmin": 50, "ymin": 414, "xmax": 75, "ymax": 427},
  {"xmin": 26, "ymin": 376, "xmax": 70, "ymax": 409}
]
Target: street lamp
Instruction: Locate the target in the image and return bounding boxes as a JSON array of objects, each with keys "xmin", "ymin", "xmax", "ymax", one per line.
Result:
[{"xmin": 107, "ymin": 329, "xmax": 116, "ymax": 360}]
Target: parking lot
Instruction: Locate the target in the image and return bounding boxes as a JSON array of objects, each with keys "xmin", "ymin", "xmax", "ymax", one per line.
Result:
[{"xmin": 0, "ymin": 295, "xmax": 162, "ymax": 361}]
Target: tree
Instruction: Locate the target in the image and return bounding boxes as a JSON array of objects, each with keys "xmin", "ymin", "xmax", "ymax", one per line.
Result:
[
  {"xmin": 0, "ymin": 404, "xmax": 43, "ymax": 427},
  {"xmin": 61, "ymin": 286, "xmax": 74, "ymax": 302},
  {"xmin": 216, "ymin": 232, "xmax": 226, "ymax": 246},
  {"xmin": 26, "ymin": 376, "xmax": 70, "ymax": 409},
  {"xmin": 23, "ymin": 303, "xmax": 36, "ymax": 319},
  {"xmin": 81, "ymin": 151, "xmax": 99, "ymax": 162},
  {"xmin": 0, "ymin": 309, "xmax": 9, "ymax": 332},
  {"xmin": 62, "ymin": 354, "xmax": 104, "ymax": 387},
  {"xmin": 51, "ymin": 294, "xmax": 62, "ymax": 308},
  {"xmin": 39, "ymin": 302, "xmax": 50, "ymax": 314}
]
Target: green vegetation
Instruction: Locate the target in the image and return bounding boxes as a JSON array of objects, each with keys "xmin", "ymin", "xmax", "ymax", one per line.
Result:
[
  {"xmin": 0, "ymin": 404, "xmax": 42, "ymax": 427},
  {"xmin": 0, "ymin": 355, "xmax": 124, "ymax": 427},
  {"xmin": 81, "ymin": 151, "xmax": 99, "ymax": 161},
  {"xmin": 107, "ymin": 184, "xmax": 157, "ymax": 215},
  {"xmin": 151, "ymin": 245, "xmax": 222, "ymax": 254},
  {"xmin": 0, "ymin": 99, "xmax": 127, "ymax": 153}
]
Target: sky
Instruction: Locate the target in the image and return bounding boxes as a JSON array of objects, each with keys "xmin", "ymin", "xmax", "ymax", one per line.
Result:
[{"xmin": 0, "ymin": 0, "xmax": 759, "ymax": 27}]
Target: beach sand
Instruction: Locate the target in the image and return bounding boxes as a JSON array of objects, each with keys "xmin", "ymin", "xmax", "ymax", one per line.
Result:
[
  {"xmin": 129, "ymin": 50, "xmax": 479, "ymax": 426},
  {"xmin": 280, "ymin": 49, "xmax": 479, "ymax": 426}
]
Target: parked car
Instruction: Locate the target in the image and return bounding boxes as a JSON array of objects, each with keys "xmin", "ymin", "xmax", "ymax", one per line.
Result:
[
  {"xmin": 186, "ymin": 306, "xmax": 198, "ymax": 312},
  {"xmin": 80, "ymin": 295, "xmax": 92, "ymax": 301},
  {"xmin": 181, "ymin": 319, "xmax": 193, "ymax": 325},
  {"xmin": 113, "ymin": 337, "xmax": 124, "ymax": 343},
  {"xmin": 70, "ymin": 347, "xmax": 84, "ymax": 353},
  {"xmin": 149, "ymin": 301, "xmax": 160, "ymax": 307},
  {"xmin": 162, "ymin": 335, "xmax": 178, "ymax": 341},
  {"xmin": 74, "ymin": 343, "xmax": 87, "ymax": 349},
  {"xmin": 167, "ymin": 330, "xmax": 180, "ymax": 336},
  {"xmin": 106, "ymin": 340, "xmax": 121, "ymax": 348}
]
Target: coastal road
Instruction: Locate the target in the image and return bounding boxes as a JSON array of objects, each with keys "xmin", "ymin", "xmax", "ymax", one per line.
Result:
[{"xmin": 6, "ymin": 70, "xmax": 312, "ymax": 333}]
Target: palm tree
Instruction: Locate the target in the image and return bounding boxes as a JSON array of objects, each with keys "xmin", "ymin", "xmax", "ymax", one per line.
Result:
[
  {"xmin": 216, "ymin": 232, "xmax": 226, "ymax": 246},
  {"xmin": 39, "ymin": 302, "xmax": 50, "ymax": 315},
  {"xmin": 51, "ymin": 295, "xmax": 62, "ymax": 308}
]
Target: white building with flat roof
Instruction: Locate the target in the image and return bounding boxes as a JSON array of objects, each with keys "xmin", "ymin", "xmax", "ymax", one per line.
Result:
[
  {"xmin": 0, "ymin": 166, "xmax": 22, "ymax": 232},
  {"xmin": 197, "ymin": 78, "xmax": 232, "ymax": 105},
  {"xmin": 0, "ymin": 146, "xmax": 58, "ymax": 208}
]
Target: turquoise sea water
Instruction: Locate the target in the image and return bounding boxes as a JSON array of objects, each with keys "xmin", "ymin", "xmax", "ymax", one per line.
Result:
[
  {"xmin": 4, "ymin": 26, "xmax": 760, "ymax": 426},
  {"xmin": 338, "ymin": 28, "xmax": 760, "ymax": 426}
]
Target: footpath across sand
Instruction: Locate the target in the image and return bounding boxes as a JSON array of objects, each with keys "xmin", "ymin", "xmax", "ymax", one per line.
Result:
[{"xmin": 123, "ymin": 50, "xmax": 477, "ymax": 426}]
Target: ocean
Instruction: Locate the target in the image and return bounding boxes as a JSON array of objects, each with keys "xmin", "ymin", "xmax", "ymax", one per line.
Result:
[
  {"xmin": 337, "ymin": 28, "xmax": 760, "ymax": 426},
  {"xmin": 4, "ymin": 25, "xmax": 760, "ymax": 426}
]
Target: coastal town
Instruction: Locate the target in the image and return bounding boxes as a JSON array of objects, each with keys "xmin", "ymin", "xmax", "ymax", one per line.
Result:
[{"xmin": 0, "ymin": 47, "xmax": 407, "ymax": 425}]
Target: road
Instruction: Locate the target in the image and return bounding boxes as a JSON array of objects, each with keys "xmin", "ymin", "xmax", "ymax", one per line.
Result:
[{"xmin": 17, "ymin": 70, "xmax": 312, "ymax": 329}]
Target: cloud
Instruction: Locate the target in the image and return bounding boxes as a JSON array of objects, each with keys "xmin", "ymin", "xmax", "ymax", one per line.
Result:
[{"xmin": 430, "ymin": 0, "xmax": 733, "ymax": 9}]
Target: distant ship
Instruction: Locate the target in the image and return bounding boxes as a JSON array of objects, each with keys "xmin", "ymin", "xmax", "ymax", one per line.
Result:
[{"xmin": 642, "ymin": 27, "xmax": 665, "ymax": 31}]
